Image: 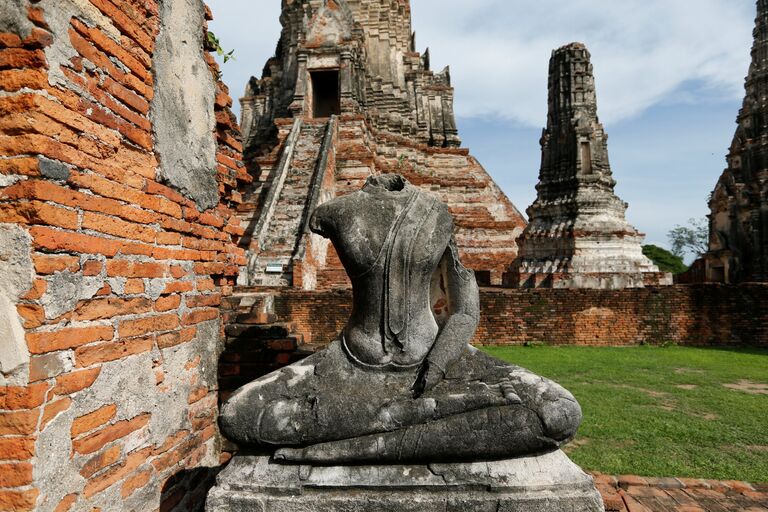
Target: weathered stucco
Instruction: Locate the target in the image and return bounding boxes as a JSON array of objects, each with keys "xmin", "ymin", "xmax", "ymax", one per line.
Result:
[
  {"xmin": 0, "ymin": 224, "xmax": 33, "ymax": 383},
  {"xmin": 37, "ymin": 0, "xmax": 120, "ymax": 87},
  {"xmin": 150, "ymin": 0, "xmax": 219, "ymax": 211},
  {"xmin": 0, "ymin": 0, "xmax": 33, "ymax": 37},
  {"xmin": 237, "ymin": 0, "xmax": 526, "ymax": 288},
  {"xmin": 0, "ymin": 0, "xmax": 248, "ymax": 508},
  {"xmin": 706, "ymin": 0, "xmax": 768, "ymax": 284},
  {"xmin": 509, "ymin": 43, "xmax": 670, "ymax": 289}
]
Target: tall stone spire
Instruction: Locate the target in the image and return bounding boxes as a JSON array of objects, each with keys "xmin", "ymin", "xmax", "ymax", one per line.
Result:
[
  {"xmin": 706, "ymin": 0, "xmax": 768, "ymax": 283},
  {"xmin": 508, "ymin": 43, "xmax": 668, "ymax": 289}
]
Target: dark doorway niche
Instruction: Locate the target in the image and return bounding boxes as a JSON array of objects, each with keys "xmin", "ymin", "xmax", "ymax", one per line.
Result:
[
  {"xmin": 311, "ymin": 70, "xmax": 340, "ymax": 118},
  {"xmin": 580, "ymin": 142, "xmax": 592, "ymax": 173}
]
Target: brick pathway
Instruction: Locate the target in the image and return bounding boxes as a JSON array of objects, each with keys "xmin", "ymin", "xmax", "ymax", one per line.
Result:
[{"xmin": 593, "ymin": 474, "xmax": 768, "ymax": 511}]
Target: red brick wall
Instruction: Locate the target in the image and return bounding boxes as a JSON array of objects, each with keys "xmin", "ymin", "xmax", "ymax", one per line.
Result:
[
  {"xmin": 0, "ymin": 2, "xmax": 248, "ymax": 510},
  {"xmin": 245, "ymin": 285, "xmax": 768, "ymax": 347}
]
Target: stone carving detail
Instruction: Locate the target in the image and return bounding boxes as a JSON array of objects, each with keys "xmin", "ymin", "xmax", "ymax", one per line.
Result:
[
  {"xmin": 706, "ymin": 0, "xmax": 768, "ymax": 283},
  {"xmin": 508, "ymin": 43, "xmax": 670, "ymax": 289},
  {"xmin": 220, "ymin": 176, "xmax": 582, "ymax": 462}
]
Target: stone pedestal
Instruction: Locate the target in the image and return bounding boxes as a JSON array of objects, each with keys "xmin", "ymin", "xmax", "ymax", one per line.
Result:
[{"xmin": 206, "ymin": 450, "xmax": 605, "ymax": 511}]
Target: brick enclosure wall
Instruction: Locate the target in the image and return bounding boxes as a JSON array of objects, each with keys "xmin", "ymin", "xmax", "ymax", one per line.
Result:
[
  {"xmin": 0, "ymin": 1, "xmax": 248, "ymax": 511},
  {"xmin": 238, "ymin": 285, "xmax": 768, "ymax": 347}
]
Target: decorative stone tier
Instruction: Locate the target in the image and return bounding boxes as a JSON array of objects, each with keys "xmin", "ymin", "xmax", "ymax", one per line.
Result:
[{"xmin": 206, "ymin": 451, "xmax": 605, "ymax": 512}]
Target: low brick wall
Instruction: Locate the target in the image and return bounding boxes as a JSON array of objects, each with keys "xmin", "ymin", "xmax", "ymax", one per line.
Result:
[
  {"xmin": 475, "ymin": 284, "xmax": 767, "ymax": 346},
  {"xmin": 250, "ymin": 285, "xmax": 768, "ymax": 347}
]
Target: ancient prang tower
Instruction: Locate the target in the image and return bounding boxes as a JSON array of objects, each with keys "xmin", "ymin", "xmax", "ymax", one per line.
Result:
[
  {"xmin": 237, "ymin": 0, "xmax": 526, "ymax": 289},
  {"xmin": 508, "ymin": 43, "xmax": 670, "ymax": 289},
  {"xmin": 706, "ymin": 0, "xmax": 768, "ymax": 283}
]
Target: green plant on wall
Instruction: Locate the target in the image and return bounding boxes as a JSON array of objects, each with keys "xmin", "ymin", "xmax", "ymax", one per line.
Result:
[{"xmin": 206, "ymin": 31, "xmax": 235, "ymax": 63}]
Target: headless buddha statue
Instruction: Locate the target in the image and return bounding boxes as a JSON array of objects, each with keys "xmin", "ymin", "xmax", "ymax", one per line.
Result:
[{"xmin": 220, "ymin": 174, "xmax": 582, "ymax": 463}]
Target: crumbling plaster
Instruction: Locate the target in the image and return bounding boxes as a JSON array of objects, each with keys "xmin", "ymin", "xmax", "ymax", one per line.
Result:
[
  {"xmin": 150, "ymin": 0, "xmax": 219, "ymax": 211},
  {"xmin": 0, "ymin": 224, "xmax": 34, "ymax": 384}
]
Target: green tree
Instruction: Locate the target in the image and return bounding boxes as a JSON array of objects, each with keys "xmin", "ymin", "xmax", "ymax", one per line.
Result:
[
  {"xmin": 642, "ymin": 245, "xmax": 688, "ymax": 275},
  {"xmin": 667, "ymin": 218, "xmax": 708, "ymax": 259}
]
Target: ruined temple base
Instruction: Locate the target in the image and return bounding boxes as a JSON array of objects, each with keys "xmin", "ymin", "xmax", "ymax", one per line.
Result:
[{"xmin": 205, "ymin": 450, "xmax": 605, "ymax": 512}]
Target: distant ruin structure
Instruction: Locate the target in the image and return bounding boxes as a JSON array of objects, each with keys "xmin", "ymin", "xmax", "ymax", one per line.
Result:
[
  {"xmin": 508, "ymin": 43, "xmax": 670, "ymax": 289},
  {"xmin": 237, "ymin": 0, "xmax": 526, "ymax": 289},
  {"xmin": 706, "ymin": 0, "xmax": 768, "ymax": 284}
]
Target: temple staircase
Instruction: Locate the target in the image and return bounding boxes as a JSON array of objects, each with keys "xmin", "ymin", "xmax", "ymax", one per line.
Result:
[{"xmin": 242, "ymin": 117, "xmax": 337, "ymax": 286}]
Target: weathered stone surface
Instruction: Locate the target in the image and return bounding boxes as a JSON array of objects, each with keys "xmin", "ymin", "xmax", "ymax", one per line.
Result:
[
  {"xmin": 38, "ymin": 157, "xmax": 70, "ymax": 181},
  {"xmin": 150, "ymin": 0, "xmax": 219, "ymax": 210},
  {"xmin": 222, "ymin": 340, "xmax": 581, "ymax": 463},
  {"xmin": 706, "ymin": 0, "xmax": 768, "ymax": 284},
  {"xmin": 206, "ymin": 451, "xmax": 605, "ymax": 512},
  {"xmin": 508, "ymin": 43, "xmax": 670, "ymax": 290}
]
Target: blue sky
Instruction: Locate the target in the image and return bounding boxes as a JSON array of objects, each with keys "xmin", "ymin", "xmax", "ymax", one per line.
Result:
[{"xmin": 207, "ymin": 0, "xmax": 755, "ymax": 255}]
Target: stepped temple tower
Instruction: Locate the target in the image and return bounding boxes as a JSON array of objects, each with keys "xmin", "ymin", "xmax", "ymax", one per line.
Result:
[
  {"xmin": 706, "ymin": 0, "xmax": 768, "ymax": 283},
  {"xmin": 508, "ymin": 43, "xmax": 669, "ymax": 289},
  {"xmin": 237, "ymin": 0, "xmax": 526, "ymax": 289}
]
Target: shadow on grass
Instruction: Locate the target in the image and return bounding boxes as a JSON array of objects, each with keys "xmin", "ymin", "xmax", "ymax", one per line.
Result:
[{"xmin": 685, "ymin": 345, "xmax": 768, "ymax": 357}]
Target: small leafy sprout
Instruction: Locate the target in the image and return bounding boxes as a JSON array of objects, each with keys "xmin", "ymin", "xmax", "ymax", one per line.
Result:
[{"xmin": 207, "ymin": 31, "xmax": 236, "ymax": 63}]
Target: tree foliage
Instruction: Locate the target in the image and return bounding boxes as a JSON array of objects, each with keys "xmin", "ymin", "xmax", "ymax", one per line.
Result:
[
  {"xmin": 642, "ymin": 245, "xmax": 688, "ymax": 275},
  {"xmin": 667, "ymin": 218, "xmax": 708, "ymax": 259}
]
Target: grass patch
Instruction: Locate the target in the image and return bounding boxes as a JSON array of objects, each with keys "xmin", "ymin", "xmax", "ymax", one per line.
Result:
[{"xmin": 482, "ymin": 345, "xmax": 768, "ymax": 482}]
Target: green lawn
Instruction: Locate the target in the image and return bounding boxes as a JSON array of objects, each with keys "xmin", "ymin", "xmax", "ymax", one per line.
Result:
[{"xmin": 482, "ymin": 345, "xmax": 768, "ymax": 483}]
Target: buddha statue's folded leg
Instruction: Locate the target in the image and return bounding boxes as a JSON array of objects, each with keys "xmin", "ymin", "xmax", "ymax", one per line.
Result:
[
  {"xmin": 220, "ymin": 367, "xmax": 518, "ymax": 447},
  {"xmin": 274, "ymin": 369, "xmax": 583, "ymax": 464},
  {"xmin": 275, "ymin": 404, "xmax": 558, "ymax": 464}
]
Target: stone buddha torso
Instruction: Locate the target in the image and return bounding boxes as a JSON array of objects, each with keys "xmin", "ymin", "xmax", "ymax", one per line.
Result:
[{"xmin": 310, "ymin": 174, "xmax": 453, "ymax": 369}]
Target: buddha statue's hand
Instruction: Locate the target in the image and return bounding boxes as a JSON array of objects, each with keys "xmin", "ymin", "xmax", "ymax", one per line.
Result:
[{"xmin": 411, "ymin": 360, "xmax": 444, "ymax": 398}]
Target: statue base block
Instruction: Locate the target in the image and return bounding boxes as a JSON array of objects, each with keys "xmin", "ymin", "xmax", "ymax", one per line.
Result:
[{"xmin": 206, "ymin": 450, "xmax": 605, "ymax": 511}]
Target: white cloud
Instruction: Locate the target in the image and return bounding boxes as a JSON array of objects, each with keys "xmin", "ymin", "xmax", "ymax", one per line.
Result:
[
  {"xmin": 207, "ymin": 0, "xmax": 754, "ymax": 126},
  {"xmin": 411, "ymin": 0, "xmax": 754, "ymax": 125}
]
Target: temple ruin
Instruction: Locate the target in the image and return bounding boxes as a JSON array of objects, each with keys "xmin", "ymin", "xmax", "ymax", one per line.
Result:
[
  {"xmin": 236, "ymin": 0, "xmax": 526, "ymax": 289},
  {"xmin": 507, "ymin": 43, "xmax": 670, "ymax": 289},
  {"xmin": 706, "ymin": 0, "xmax": 768, "ymax": 284}
]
